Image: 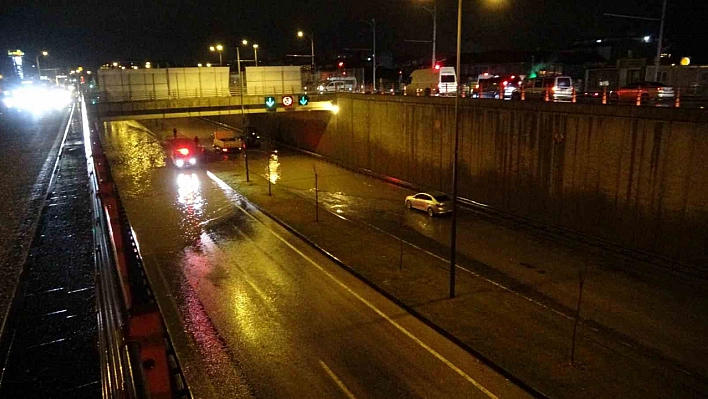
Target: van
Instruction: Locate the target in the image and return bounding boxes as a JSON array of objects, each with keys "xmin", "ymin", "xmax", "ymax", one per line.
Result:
[
  {"xmin": 438, "ymin": 67, "xmax": 457, "ymax": 96},
  {"xmin": 512, "ymin": 75, "xmax": 573, "ymax": 101},
  {"xmin": 407, "ymin": 67, "xmax": 458, "ymax": 96},
  {"xmin": 317, "ymin": 77, "xmax": 358, "ymax": 93}
]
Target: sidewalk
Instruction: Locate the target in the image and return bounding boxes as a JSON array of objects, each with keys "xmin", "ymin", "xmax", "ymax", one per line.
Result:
[{"xmin": 145, "ymin": 118, "xmax": 708, "ymax": 398}]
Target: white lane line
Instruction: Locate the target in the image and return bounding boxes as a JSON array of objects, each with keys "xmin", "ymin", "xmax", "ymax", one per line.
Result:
[
  {"xmin": 319, "ymin": 360, "xmax": 357, "ymax": 399},
  {"xmin": 206, "ymin": 171, "xmax": 500, "ymax": 399}
]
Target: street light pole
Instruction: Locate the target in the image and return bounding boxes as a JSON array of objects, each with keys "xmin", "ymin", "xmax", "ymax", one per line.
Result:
[
  {"xmin": 35, "ymin": 55, "xmax": 42, "ymax": 79},
  {"xmin": 253, "ymin": 44, "xmax": 259, "ymax": 66},
  {"xmin": 654, "ymin": 0, "xmax": 667, "ymax": 82},
  {"xmin": 210, "ymin": 45, "xmax": 224, "ymax": 66},
  {"xmin": 449, "ymin": 0, "xmax": 462, "ymax": 299},
  {"xmin": 432, "ymin": 3, "xmax": 436, "ymax": 68},
  {"xmin": 237, "ymin": 46, "xmax": 244, "ymax": 123},
  {"xmin": 417, "ymin": 1, "xmax": 437, "ymax": 68},
  {"xmin": 237, "ymin": 45, "xmax": 250, "ymax": 181},
  {"xmin": 365, "ymin": 19, "xmax": 376, "ymax": 92},
  {"xmin": 35, "ymin": 51, "xmax": 47, "ymax": 79},
  {"xmin": 603, "ymin": 0, "xmax": 667, "ymax": 82},
  {"xmin": 310, "ymin": 34, "xmax": 315, "ymax": 72}
]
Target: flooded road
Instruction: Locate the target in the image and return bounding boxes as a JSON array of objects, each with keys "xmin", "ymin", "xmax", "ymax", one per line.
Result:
[{"xmin": 100, "ymin": 120, "xmax": 529, "ymax": 399}]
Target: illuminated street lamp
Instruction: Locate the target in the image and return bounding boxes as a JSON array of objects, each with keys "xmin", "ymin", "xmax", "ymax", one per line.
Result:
[
  {"xmin": 36, "ymin": 51, "xmax": 48, "ymax": 79},
  {"xmin": 209, "ymin": 44, "xmax": 224, "ymax": 66},
  {"xmin": 297, "ymin": 30, "xmax": 315, "ymax": 72},
  {"xmin": 253, "ymin": 44, "xmax": 259, "ymax": 66}
]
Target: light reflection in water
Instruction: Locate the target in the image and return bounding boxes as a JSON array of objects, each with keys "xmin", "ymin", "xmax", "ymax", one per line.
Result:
[
  {"xmin": 176, "ymin": 172, "xmax": 205, "ymax": 242},
  {"xmin": 177, "ymin": 172, "xmax": 203, "ymax": 209},
  {"xmin": 266, "ymin": 152, "xmax": 281, "ymax": 184}
]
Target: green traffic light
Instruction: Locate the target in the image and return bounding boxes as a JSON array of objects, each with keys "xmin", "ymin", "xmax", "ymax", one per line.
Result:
[{"xmin": 298, "ymin": 95, "xmax": 309, "ymax": 106}]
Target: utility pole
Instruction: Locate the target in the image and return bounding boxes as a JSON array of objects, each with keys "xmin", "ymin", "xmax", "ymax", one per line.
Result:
[
  {"xmin": 237, "ymin": 46, "xmax": 249, "ymax": 181},
  {"xmin": 449, "ymin": 0, "xmax": 462, "ymax": 299},
  {"xmin": 654, "ymin": 0, "xmax": 668, "ymax": 82},
  {"xmin": 367, "ymin": 19, "xmax": 377, "ymax": 93},
  {"xmin": 604, "ymin": 0, "xmax": 667, "ymax": 82}
]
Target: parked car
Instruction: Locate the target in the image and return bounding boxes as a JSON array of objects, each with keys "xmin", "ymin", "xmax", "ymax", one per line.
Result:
[
  {"xmin": 511, "ymin": 75, "xmax": 573, "ymax": 102},
  {"xmin": 610, "ymin": 82, "xmax": 675, "ymax": 105},
  {"xmin": 405, "ymin": 192, "xmax": 453, "ymax": 216},
  {"xmin": 241, "ymin": 126, "xmax": 262, "ymax": 149},
  {"xmin": 471, "ymin": 74, "xmax": 521, "ymax": 100}
]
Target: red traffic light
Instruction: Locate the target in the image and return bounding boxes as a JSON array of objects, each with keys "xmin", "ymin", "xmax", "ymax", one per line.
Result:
[
  {"xmin": 338, "ymin": 61, "xmax": 344, "ymax": 68},
  {"xmin": 434, "ymin": 64, "xmax": 441, "ymax": 70}
]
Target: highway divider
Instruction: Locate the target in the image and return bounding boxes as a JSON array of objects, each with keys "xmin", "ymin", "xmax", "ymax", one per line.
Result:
[{"xmin": 82, "ymin": 95, "xmax": 190, "ymax": 399}]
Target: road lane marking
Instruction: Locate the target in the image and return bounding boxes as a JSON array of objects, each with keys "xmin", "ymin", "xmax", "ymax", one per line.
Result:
[
  {"xmin": 207, "ymin": 171, "xmax": 500, "ymax": 399},
  {"xmin": 319, "ymin": 360, "xmax": 357, "ymax": 399}
]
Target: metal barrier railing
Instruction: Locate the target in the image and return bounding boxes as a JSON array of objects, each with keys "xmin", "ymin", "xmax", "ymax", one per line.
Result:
[
  {"xmin": 94, "ymin": 86, "xmax": 307, "ymax": 103},
  {"xmin": 82, "ymin": 94, "xmax": 189, "ymax": 399}
]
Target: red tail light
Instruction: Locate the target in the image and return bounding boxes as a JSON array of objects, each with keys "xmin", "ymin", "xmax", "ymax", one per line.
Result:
[
  {"xmin": 178, "ymin": 148, "xmax": 190, "ymax": 156},
  {"xmin": 502, "ymin": 81, "xmax": 508, "ymax": 86}
]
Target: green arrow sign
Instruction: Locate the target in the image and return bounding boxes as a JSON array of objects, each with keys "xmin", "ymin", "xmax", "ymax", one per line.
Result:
[
  {"xmin": 265, "ymin": 96, "xmax": 277, "ymax": 111},
  {"xmin": 299, "ymin": 95, "xmax": 309, "ymax": 106}
]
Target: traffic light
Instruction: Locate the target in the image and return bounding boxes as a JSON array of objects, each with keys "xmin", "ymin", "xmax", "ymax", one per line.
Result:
[
  {"xmin": 282, "ymin": 95, "xmax": 294, "ymax": 107},
  {"xmin": 434, "ymin": 64, "xmax": 441, "ymax": 70},
  {"xmin": 298, "ymin": 95, "xmax": 309, "ymax": 106},
  {"xmin": 264, "ymin": 96, "xmax": 277, "ymax": 111},
  {"xmin": 338, "ymin": 61, "xmax": 344, "ymax": 68}
]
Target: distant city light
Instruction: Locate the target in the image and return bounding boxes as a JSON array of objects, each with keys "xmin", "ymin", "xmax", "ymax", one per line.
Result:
[
  {"xmin": 643, "ymin": 36, "xmax": 651, "ymax": 43},
  {"xmin": 596, "ymin": 39, "xmax": 602, "ymax": 43},
  {"xmin": 198, "ymin": 63, "xmax": 203, "ymax": 67}
]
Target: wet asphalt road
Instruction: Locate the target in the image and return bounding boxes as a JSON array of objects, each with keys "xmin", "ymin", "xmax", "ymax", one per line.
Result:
[
  {"xmin": 100, "ymin": 120, "xmax": 530, "ymax": 398},
  {"xmin": 0, "ymin": 108, "xmax": 69, "ymax": 336}
]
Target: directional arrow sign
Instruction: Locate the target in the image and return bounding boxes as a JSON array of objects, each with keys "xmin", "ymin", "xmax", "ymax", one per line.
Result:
[
  {"xmin": 265, "ymin": 96, "xmax": 277, "ymax": 111},
  {"xmin": 282, "ymin": 95, "xmax": 294, "ymax": 107},
  {"xmin": 298, "ymin": 94, "xmax": 309, "ymax": 106}
]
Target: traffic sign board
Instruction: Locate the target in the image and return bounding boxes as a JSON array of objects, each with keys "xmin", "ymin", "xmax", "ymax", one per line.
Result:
[
  {"xmin": 282, "ymin": 95, "xmax": 294, "ymax": 107},
  {"xmin": 265, "ymin": 96, "xmax": 277, "ymax": 111},
  {"xmin": 298, "ymin": 95, "xmax": 309, "ymax": 106}
]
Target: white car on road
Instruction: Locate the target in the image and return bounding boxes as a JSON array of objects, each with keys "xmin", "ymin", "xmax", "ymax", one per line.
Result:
[{"xmin": 405, "ymin": 192, "xmax": 453, "ymax": 216}]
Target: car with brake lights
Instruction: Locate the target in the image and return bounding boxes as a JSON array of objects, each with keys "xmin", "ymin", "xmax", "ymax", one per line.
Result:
[{"xmin": 170, "ymin": 138, "xmax": 199, "ymax": 168}]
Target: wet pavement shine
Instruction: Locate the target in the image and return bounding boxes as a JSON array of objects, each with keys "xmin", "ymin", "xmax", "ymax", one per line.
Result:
[
  {"xmin": 0, "ymin": 105, "xmax": 100, "ymax": 397},
  {"xmin": 101, "ymin": 120, "xmax": 532, "ymax": 398},
  {"xmin": 103, "ymin": 118, "xmax": 708, "ymax": 399}
]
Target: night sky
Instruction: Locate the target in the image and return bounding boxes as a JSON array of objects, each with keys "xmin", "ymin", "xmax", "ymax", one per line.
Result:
[{"xmin": 0, "ymin": 0, "xmax": 705, "ymax": 70}]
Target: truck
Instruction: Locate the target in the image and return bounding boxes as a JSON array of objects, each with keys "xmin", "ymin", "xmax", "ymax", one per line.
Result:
[{"xmin": 212, "ymin": 130, "xmax": 243, "ymax": 153}]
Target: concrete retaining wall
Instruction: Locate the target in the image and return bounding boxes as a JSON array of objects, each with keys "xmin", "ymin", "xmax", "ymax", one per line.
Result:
[{"xmin": 246, "ymin": 95, "xmax": 708, "ymax": 267}]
